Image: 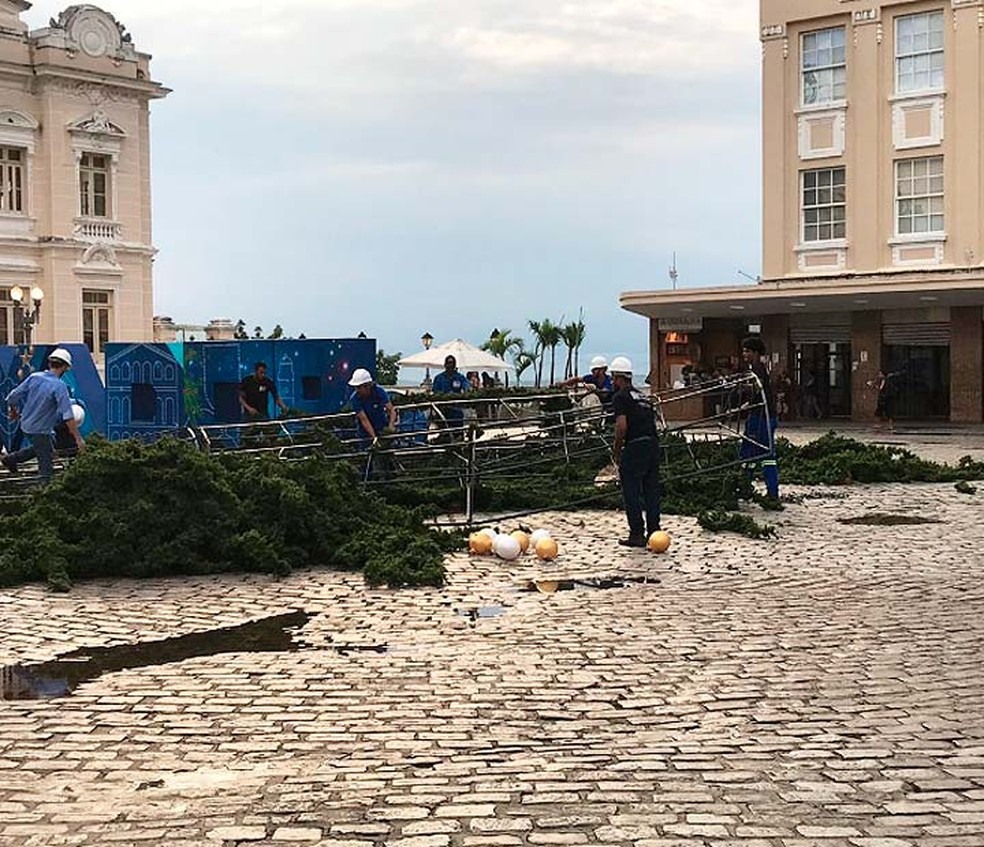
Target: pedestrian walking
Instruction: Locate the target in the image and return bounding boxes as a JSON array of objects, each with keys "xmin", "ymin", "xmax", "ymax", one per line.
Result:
[
  {"xmin": 610, "ymin": 356, "xmax": 661, "ymax": 548},
  {"xmin": 3, "ymin": 348, "xmax": 84, "ymax": 483}
]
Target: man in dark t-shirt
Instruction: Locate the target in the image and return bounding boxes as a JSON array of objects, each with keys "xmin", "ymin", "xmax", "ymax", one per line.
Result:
[
  {"xmin": 610, "ymin": 356, "xmax": 661, "ymax": 548},
  {"xmin": 739, "ymin": 337, "xmax": 779, "ymax": 501},
  {"xmin": 239, "ymin": 361, "xmax": 288, "ymax": 421}
]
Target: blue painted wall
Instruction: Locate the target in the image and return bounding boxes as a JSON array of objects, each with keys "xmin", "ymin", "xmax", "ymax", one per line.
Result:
[
  {"xmin": 0, "ymin": 344, "xmax": 106, "ymax": 451},
  {"xmin": 105, "ymin": 338, "xmax": 375, "ymax": 442}
]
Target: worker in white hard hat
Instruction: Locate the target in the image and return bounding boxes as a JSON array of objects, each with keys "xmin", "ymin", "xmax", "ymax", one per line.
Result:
[
  {"xmin": 3, "ymin": 347, "xmax": 85, "ymax": 482},
  {"xmin": 609, "ymin": 356, "xmax": 661, "ymax": 548},
  {"xmin": 556, "ymin": 355, "xmax": 614, "ymax": 401},
  {"xmin": 348, "ymin": 368, "xmax": 397, "ymax": 445}
]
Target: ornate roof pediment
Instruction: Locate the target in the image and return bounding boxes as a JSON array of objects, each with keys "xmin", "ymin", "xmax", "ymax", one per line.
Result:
[
  {"xmin": 68, "ymin": 109, "xmax": 126, "ymax": 137},
  {"xmin": 46, "ymin": 5, "xmax": 137, "ymax": 61}
]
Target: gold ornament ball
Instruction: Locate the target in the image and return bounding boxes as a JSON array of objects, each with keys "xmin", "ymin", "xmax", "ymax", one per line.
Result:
[
  {"xmin": 647, "ymin": 530, "xmax": 671, "ymax": 553},
  {"xmin": 510, "ymin": 530, "xmax": 530, "ymax": 553},
  {"xmin": 470, "ymin": 533, "xmax": 494, "ymax": 555},
  {"xmin": 535, "ymin": 537, "xmax": 559, "ymax": 561}
]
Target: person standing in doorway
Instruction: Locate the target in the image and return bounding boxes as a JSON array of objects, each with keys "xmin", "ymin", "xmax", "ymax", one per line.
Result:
[
  {"xmin": 740, "ymin": 337, "xmax": 780, "ymax": 502},
  {"xmin": 610, "ymin": 356, "xmax": 661, "ymax": 548},
  {"xmin": 239, "ymin": 361, "xmax": 288, "ymax": 421},
  {"xmin": 3, "ymin": 348, "xmax": 85, "ymax": 483}
]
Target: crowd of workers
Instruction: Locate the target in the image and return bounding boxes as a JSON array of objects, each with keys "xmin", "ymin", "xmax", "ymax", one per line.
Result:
[{"xmin": 2, "ymin": 340, "xmax": 782, "ymax": 549}]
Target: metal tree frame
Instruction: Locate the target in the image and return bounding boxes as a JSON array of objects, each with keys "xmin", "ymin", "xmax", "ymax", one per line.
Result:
[{"xmin": 175, "ymin": 372, "xmax": 773, "ymax": 525}]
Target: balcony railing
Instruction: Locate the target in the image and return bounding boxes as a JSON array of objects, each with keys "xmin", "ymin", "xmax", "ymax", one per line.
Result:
[{"xmin": 74, "ymin": 218, "xmax": 122, "ymax": 242}]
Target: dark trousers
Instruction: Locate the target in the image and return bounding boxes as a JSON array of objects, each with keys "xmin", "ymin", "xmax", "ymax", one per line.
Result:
[
  {"xmin": 7, "ymin": 433, "xmax": 56, "ymax": 482},
  {"xmin": 619, "ymin": 436, "xmax": 661, "ymax": 537},
  {"xmin": 740, "ymin": 412, "xmax": 779, "ymax": 497}
]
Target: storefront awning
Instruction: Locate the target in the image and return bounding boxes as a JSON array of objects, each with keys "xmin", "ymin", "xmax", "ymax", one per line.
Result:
[{"xmin": 620, "ymin": 272, "xmax": 984, "ymax": 320}]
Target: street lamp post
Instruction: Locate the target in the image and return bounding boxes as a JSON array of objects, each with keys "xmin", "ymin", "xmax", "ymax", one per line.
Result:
[
  {"xmin": 11, "ymin": 285, "xmax": 43, "ymax": 349},
  {"xmin": 421, "ymin": 332, "xmax": 434, "ymax": 388}
]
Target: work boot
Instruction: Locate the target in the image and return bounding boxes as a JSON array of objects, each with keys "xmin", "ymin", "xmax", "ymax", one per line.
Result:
[{"xmin": 618, "ymin": 534, "xmax": 647, "ymax": 548}]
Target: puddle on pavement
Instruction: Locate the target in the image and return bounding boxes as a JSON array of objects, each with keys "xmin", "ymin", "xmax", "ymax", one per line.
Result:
[
  {"xmin": 331, "ymin": 643, "xmax": 389, "ymax": 655},
  {"xmin": 457, "ymin": 605, "xmax": 506, "ymax": 623},
  {"xmin": 838, "ymin": 513, "xmax": 942, "ymax": 526},
  {"xmin": 0, "ymin": 610, "xmax": 313, "ymax": 701},
  {"xmin": 523, "ymin": 575, "xmax": 656, "ymax": 594}
]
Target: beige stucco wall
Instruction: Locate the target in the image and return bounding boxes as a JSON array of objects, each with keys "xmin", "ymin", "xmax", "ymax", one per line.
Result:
[
  {"xmin": 0, "ymin": 2, "xmax": 167, "ymax": 364},
  {"xmin": 762, "ymin": 0, "xmax": 979, "ymax": 281}
]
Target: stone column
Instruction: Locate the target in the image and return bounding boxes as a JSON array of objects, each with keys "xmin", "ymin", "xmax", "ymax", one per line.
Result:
[
  {"xmin": 851, "ymin": 311, "xmax": 882, "ymax": 420},
  {"xmin": 950, "ymin": 306, "xmax": 983, "ymax": 423},
  {"xmin": 761, "ymin": 313, "xmax": 789, "ymax": 375}
]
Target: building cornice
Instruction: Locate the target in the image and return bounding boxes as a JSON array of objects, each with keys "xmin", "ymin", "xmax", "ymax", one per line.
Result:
[{"xmin": 33, "ymin": 66, "xmax": 170, "ymax": 101}]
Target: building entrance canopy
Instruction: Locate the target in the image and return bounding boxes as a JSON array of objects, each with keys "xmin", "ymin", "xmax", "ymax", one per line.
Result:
[{"xmin": 621, "ymin": 273, "xmax": 984, "ymax": 320}]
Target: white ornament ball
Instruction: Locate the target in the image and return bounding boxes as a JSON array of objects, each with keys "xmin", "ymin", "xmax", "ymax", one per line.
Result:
[
  {"xmin": 529, "ymin": 529, "xmax": 552, "ymax": 545},
  {"xmin": 479, "ymin": 528, "xmax": 498, "ymax": 540},
  {"xmin": 493, "ymin": 534, "xmax": 522, "ymax": 561},
  {"xmin": 71, "ymin": 403, "xmax": 85, "ymax": 426}
]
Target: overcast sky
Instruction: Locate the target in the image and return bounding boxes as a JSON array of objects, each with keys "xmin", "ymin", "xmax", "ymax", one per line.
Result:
[{"xmin": 29, "ymin": 0, "xmax": 762, "ymax": 379}]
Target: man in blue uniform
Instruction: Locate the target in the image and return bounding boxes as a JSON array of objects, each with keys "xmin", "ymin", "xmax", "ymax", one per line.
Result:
[
  {"xmin": 739, "ymin": 336, "xmax": 780, "ymax": 501},
  {"xmin": 610, "ymin": 356, "xmax": 661, "ymax": 548},
  {"xmin": 349, "ymin": 368, "xmax": 398, "ymax": 478},
  {"xmin": 431, "ymin": 354, "xmax": 470, "ymax": 432},
  {"xmin": 559, "ymin": 355, "xmax": 613, "ymax": 392},
  {"xmin": 349, "ymin": 368, "xmax": 397, "ymax": 443},
  {"xmin": 3, "ymin": 348, "xmax": 85, "ymax": 483}
]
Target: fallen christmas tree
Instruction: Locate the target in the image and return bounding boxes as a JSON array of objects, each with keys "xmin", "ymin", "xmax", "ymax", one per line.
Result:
[{"xmin": 0, "ymin": 438, "xmax": 457, "ymax": 592}]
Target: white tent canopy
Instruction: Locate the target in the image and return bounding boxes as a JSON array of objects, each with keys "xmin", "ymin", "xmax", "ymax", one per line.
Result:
[{"xmin": 398, "ymin": 338, "xmax": 515, "ymax": 372}]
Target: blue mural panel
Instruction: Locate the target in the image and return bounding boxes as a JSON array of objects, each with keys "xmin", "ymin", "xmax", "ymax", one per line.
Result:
[
  {"xmin": 0, "ymin": 344, "xmax": 105, "ymax": 451},
  {"xmin": 104, "ymin": 338, "xmax": 376, "ymax": 442}
]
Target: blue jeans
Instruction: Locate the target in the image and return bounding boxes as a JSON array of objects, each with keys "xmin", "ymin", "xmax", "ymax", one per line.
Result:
[
  {"xmin": 7, "ymin": 433, "xmax": 56, "ymax": 482},
  {"xmin": 619, "ymin": 436, "xmax": 661, "ymax": 537}
]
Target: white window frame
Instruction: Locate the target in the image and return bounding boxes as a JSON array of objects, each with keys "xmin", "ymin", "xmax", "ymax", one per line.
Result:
[
  {"xmin": 82, "ymin": 289, "xmax": 113, "ymax": 356},
  {"xmin": 802, "ymin": 167, "xmax": 846, "ymax": 243},
  {"xmin": 895, "ymin": 11, "xmax": 945, "ymax": 95},
  {"xmin": 0, "ymin": 147, "xmax": 25, "ymax": 214},
  {"xmin": 79, "ymin": 151, "xmax": 111, "ymax": 218},
  {"xmin": 0, "ymin": 289, "xmax": 26, "ymax": 345},
  {"xmin": 895, "ymin": 156, "xmax": 944, "ymax": 236},
  {"xmin": 801, "ymin": 26, "xmax": 847, "ymax": 107}
]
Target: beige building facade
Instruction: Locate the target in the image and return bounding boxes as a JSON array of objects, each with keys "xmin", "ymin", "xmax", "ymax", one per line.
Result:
[
  {"xmin": 0, "ymin": 2, "xmax": 168, "ymax": 365},
  {"xmin": 622, "ymin": 0, "xmax": 984, "ymax": 422}
]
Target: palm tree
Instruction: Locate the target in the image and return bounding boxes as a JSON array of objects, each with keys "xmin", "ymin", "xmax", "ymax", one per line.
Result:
[
  {"xmin": 514, "ymin": 349, "xmax": 538, "ymax": 387},
  {"xmin": 540, "ymin": 319, "xmax": 562, "ymax": 385},
  {"xmin": 482, "ymin": 328, "xmax": 523, "ymax": 388},
  {"xmin": 527, "ymin": 319, "xmax": 545, "ymax": 387},
  {"xmin": 561, "ymin": 316, "xmax": 587, "ymax": 379}
]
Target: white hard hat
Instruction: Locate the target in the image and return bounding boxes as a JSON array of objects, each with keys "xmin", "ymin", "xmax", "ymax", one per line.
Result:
[
  {"xmin": 71, "ymin": 403, "xmax": 85, "ymax": 426},
  {"xmin": 609, "ymin": 356, "xmax": 632, "ymax": 375},
  {"xmin": 589, "ymin": 356, "xmax": 608, "ymax": 370},
  {"xmin": 348, "ymin": 368, "xmax": 373, "ymax": 387},
  {"xmin": 49, "ymin": 347, "xmax": 73, "ymax": 368}
]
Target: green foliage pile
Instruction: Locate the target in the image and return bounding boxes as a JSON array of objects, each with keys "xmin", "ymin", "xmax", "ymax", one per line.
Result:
[
  {"xmin": 0, "ymin": 438, "xmax": 458, "ymax": 591},
  {"xmin": 778, "ymin": 433, "xmax": 984, "ymax": 485},
  {"xmin": 697, "ymin": 510, "xmax": 777, "ymax": 539}
]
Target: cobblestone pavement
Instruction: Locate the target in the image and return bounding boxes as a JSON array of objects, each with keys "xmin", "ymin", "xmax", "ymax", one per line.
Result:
[{"xmin": 2, "ymin": 454, "xmax": 984, "ymax": 844}]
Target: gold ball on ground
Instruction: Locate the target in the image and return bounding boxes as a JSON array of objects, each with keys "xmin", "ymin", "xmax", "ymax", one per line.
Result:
[
  {"xmin": 510, "ymin": 530, "xmax": 530, "ymax": 553},
  {"xmin": 647, "ymin": 530, "xmax": 671, "ymax": 553},
  {"xmin": 535, "ymin": 537, "xmax": 559, "ymax": 561},
  {"xmin": 470, "ymin": 533, "xmax": 494, "ymax": 555},
  {"xmin": 534, "ymin": 579, "xmax": 560, "ymax": 594}
]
